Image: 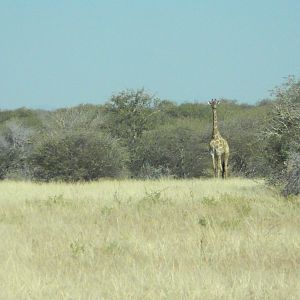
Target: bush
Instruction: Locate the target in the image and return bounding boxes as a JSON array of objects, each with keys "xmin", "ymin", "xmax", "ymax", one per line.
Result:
[
  {"xmin": 138, "ymin": 163, "xmax": 173, "ymax": 179},
  {"xmin": 30, "ymin": 131, "xmax": 128, "ymax": 181},
  {"xmin": 258, "ymin": 76, "xmax": 300, "ymax": 196},
  {"xmin": 262, "ymin": 77, "xmax": 300, "ymax": 193},
  {"xmin": 282, "ymin": 151, "xmax": 300, "ymax": 196},
  {"xmin": 222, "ymin": 109, "xmax": 269, "ymax": 177},
  {"xmin": 133, "ymin": 125, "xmax": 210, "ymax": 178},
  {"xmin": 0, "ymin": 120, "xmax": 33, "ymax": 180}
]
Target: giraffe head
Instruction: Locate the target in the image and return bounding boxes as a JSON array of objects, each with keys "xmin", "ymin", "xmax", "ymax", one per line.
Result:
[{"xmin": 208, "ymin": 99, "xmax": 220, "ymax": 110}]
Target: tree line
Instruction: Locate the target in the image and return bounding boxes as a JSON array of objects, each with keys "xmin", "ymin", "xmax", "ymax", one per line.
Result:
[{"xmin": 0, "ymin": 77, "xmax": 299, "ymax": 195}]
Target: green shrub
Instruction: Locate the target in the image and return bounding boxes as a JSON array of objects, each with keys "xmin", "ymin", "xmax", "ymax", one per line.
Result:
[
  {"xmin": 30, "ymin": 131, "xmax": 128, "ymax": 181},
  {"xmin": 133, "ymin": 125, "xmax": 210, "ymax": 178}
]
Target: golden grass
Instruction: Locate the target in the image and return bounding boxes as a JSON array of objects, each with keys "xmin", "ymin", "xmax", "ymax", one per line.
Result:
[{"xmin": 0, "ymin": 178, "xmax": 299, "ymax": 299}]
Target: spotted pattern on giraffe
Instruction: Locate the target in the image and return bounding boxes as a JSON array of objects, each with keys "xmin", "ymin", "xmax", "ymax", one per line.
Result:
[{"xmin": 208, "ymin": 99, "xmax": 230, "ymax": 179}]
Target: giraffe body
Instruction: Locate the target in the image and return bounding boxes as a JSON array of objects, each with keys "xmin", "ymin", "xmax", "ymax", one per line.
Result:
[{"xmin": 208, "ymin": 99, "xmax": 230, "ymax": 179}]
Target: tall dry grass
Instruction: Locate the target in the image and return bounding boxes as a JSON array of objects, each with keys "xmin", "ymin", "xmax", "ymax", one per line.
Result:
[{"xmin": 0, "ymin": 178, "xmax": 299, "ymax": 299}]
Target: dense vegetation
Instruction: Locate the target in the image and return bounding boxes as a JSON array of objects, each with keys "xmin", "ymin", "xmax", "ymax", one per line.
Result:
[{"xmin": 0, "ymin": 77, "xmax": 299, "ymax": 195}]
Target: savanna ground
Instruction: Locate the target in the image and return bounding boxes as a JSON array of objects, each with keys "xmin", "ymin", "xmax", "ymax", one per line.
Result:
[{"xmin": 0, "ymin": 178, "xmax": 299, "ymax": 300}]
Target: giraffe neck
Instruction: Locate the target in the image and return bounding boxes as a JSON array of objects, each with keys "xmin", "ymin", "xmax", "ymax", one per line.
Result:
[{"xmin": 212, "ymin": 108, "xmax": 220, "ymax": 138}]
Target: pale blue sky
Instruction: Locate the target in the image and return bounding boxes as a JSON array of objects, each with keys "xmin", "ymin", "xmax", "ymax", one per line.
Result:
[{"xmin": 0, "ymin": 0, "xmax": 299, "ymax": 109}]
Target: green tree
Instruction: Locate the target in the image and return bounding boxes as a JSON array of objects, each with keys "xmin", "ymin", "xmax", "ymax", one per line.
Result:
[
  {"xmin": 105, "ymin": 89, "xmax": 160, "ymax": 146},
  {"xmin": 104, "ymin": 89, "xmax": 161, "ymax": 174},
  {"xmin": 262, "ymin": 76, "xmax": 300, "ymax": 194}
]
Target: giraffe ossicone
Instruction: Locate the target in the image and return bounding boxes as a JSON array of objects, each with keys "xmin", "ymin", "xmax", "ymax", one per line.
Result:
[{"xmin": 208, "ymin": 99, "xmax": 229, "ymax": 179}]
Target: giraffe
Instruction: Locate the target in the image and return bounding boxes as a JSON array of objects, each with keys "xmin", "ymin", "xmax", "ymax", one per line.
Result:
[{"xmin": 208, "ymin": 99, "xmax": 229, "ymax": 179}]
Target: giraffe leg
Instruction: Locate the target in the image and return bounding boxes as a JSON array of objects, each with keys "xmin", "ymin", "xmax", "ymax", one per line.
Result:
[
  {"xmin": 217, "ymin": 155, "xmax": 222, "ymax": 178},
  {"xmin": 211, "ymin": 153, "xmax": 216, "ymax": 177},
  {"xmin": 221, "ymin": 159, "xmax": 225, "ymax": 179},
  {"xmin": 223, "ymin": 152, "xmax": 229, "ymax": 179},
  {"xmin": 221, "ymin": 156, "xmax": 225, "ymax": 179}
]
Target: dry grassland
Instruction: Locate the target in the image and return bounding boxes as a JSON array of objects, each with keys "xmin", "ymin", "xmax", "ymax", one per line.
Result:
[{"xmin": 0, "ymin": 178, "xmax": 299, "ymax": 299}]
